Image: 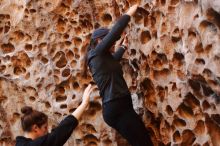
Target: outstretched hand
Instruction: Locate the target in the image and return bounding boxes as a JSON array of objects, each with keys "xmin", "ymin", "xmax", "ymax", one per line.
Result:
[
  {"xmin": 126, "ymin": 4, "xmax": 139, "ymax": 16},
  {"xmin": 72, "ymin": 84, "xmax": 95, "ymax": 120},
  {"xmin": 81, "ymin": 84, "xmax": 94, "ymax": 107}
]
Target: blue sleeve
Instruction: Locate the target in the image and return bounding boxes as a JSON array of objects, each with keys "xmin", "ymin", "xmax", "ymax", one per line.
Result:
[
  {"xmin": 94, "ymin": 15, "xmax": 130, "ymax": 54},
  {"xmin": 28, "ymin": 115, "xmax": 78, "ymax": 146},
  {"xmin": 112, "ymin": 47, "xmax": 125, "ymax": 61}
]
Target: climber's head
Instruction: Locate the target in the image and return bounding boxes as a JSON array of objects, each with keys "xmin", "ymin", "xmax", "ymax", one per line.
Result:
[
  {"xmin": 21, "ymin": 106, "xmax": 48, "ymax": 139},
  {"xmin": 82, "ymin": 27, "xmax": 121, "ymax": 77},
  {"xmin": 90, "ymin": 27, "xmax": 120, "ymax": 49}
]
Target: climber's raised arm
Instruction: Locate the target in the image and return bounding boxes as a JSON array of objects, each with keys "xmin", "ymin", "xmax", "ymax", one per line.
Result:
[{"xmin": 93, "ymin": 5, "xmax": 138, "ymax": 54}]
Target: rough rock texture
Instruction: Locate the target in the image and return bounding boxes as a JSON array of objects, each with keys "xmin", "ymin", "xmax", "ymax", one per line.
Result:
[{"xmin": 0, "ymin": 0, "xmax": 220, "ymax": 146}]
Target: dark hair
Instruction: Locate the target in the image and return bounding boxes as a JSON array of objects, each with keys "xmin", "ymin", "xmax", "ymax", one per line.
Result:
[
  {"xmin": 82, "ymin": 38, "xmax": 98, "ymax": 78},
  {"xmin": 21, "ymin": 106, "xmax": 48, "ymax": 132}
]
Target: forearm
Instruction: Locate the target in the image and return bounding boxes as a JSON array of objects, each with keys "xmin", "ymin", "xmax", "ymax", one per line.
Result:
[
  {"xmin": 95, "ymin": 15, "xmax": 130, "ymax": 53},
  {"xmin": 113, "ymin": 46, "xmax": 126, "ymax": 61},
  {"xmin": 72, "ymin": 103, "xmax": 87, "ymax": 120},
  {"xmin": 109, "ymin": 15, "xmax": 130, "ymax": 37}
]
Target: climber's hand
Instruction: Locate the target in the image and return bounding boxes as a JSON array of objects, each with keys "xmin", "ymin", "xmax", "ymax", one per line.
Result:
[{"xmin": 126, "ymin": 4, "xmax": 139, "ymax": 16}]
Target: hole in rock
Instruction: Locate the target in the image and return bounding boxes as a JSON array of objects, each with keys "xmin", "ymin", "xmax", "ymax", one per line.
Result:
[
  {"xmin": 201, "ymin": 84, "xmax": 214, "ymax": 96},
  {"xmin": 25, "ymin": 44, "xmax": 32, "ymax": 51},
  {"xmin": 166, "ymin": 105, "xmax": 173, "ymax": 116},
  {"xmin": 177, "ymin": 103, "xmax": 194, "ymax": 119},
  {"xmin": 211, "ymin": 114, "xmax": 220, "ymax": 126},
  {"xmin": 73, "ymin": 37, "xmax": 82, "ymax": 46},
  {"xmin": 170, "ymin": 0, "xmax": 179, "ymax": 5},
  {"xmin": 194, "ymin": 120, "xmax": 205, "ymax": 135},
  {"xmin": 173, "ymin": 116, "xmax": 186, "ymax": 128},
  {"xmin": 140, "ymin": 30, "xmax": 151, "ymax": 44},
  {"xmin": 157, "ymin": 86, "xmax": 166, "ymax": 102},
  {"xmin": 56, "ymin": 96, "xmax": 67, "ymax": 102},
  {"xmin": 13, "ymin": 67, "xmax": 26, "ymax": 75},
  {"xmin": 172, "ymin": 52, "xmax": 184, "ymax": 67},
  {"xmin": 188, "ymin": 79, "xmax": 200, "ymax": 91},
  {"xmin": 101, "ymin": 13, "xmax": 112, "ymax": 25},
  {"xmin": 161, "ymin": 0, "xmax": 166, "ymax": 6},
  {"xmin": 153, "ymin": 68, "xmax": 171, "ymax": 80},
  {"xmin": 86, "ymin": 102, "xmax": 102, "ymax": 116},
  {"xmin": 134, "ymin": 7, "xmax": 149, "ymax": 24},
  {"xmin": 60, "ymin": 104, "xmax": 67, "ymax": 109},
  {"xmin": 83, "ymin": 134, "xmax": 99, "ymax": 144},
  {"xmin": 79, "ymin": 19, "xmax": 93, "ymax": 31},
  {"xmin": 29, "ymin": 96, "xmax": 36, "ymax": 101},
  {"xmin": 1, "ymin": 43, "xmax": 15, "ymax": 54},
  {"xmin": 72, "ymin": 82, "xmax": 79, "ymax": 90},
  {"xmin": 195, "ymin": 58, "xmax": 205, "ymax": 65},
  {"xmin": 184, "ymin": 92, "xmax": 200, "ymax": 109},
  {"xmin": 62, "ymin": 68, "xmax": 70, "ymax": 77},
  {"xmin": 66, "ymin": 50, "xmax": 74, "ymax": 60},
  {"xmin": 206, "ymin": 8, "xmax": 220, "ymax": 29},
  {"xmin": 41, "ymin": 57, "xmax": 48, "ymax": 64},
  {"xmin": 45, "ymin": 101, "xmax": 51, "ymax": 108},
  {"xmin": 173, "ymin": 130, "xmax": 181, "ymax": 142},
  {"xmin": 30, "ymin": 9, "xmax": 36, "ymax": 13},
  {"xmin": 56, "ymin": 53, "xmax": 67, "ymax": 68},
  {"xmin": 181, "ymin": 129, "xmax": 196, "ymax": 146},
  {"xmin": 199, "ymin": 20, "xmax": 217, "ymax": 34}
]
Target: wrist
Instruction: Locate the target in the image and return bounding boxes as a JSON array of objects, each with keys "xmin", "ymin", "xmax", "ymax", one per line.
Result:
[
  {"xmin": 121, "ymin": 45, "xmax": 127, "ymax": 50},
  {"xmin": 80, "ymin": 101, "xmax": 88, "ymax": 108}
]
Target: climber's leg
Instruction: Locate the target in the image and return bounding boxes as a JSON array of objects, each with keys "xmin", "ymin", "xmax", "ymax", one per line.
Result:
[{"xmin": 103, "ymin": 96, "xmax": 153, "ymax": 146}]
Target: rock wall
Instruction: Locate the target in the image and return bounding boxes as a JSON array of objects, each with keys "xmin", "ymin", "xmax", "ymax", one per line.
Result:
[{"xmin": 0, "ymin": 0, "xmax": 220, "ymax": 146}]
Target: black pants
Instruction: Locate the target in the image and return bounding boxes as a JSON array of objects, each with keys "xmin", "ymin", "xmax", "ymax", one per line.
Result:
[{"xmin": 103, "ymin": 95, "xmax": 153, "ymax": 146}]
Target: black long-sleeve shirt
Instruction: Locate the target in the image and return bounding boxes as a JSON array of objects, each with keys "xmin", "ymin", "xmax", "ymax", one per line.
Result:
[
  {"xmin": 15, "ymin": 115, "xmax": 78, "ymax": 146},
  {"xmin": 87, "ymin": 15, "xmax": 131, "ymax": 104}
]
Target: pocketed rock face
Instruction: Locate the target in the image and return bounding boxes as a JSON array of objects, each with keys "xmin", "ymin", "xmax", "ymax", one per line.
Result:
[{"xmin": 0, "ymin": 0, "xmax": 220, "ymax": 146}]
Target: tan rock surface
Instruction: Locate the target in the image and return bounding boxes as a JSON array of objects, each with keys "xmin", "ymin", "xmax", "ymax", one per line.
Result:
[{"xmin": 0, "ymin": 0, "xmax": 220, "ymax": 146}]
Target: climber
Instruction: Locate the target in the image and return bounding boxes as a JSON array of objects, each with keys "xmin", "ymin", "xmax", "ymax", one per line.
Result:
[
  {"xmin": 15, "ymin": 84, "xmax": 94, "ymax": 146},
  {"xmin": 82, "ymin": 4, "xmax": 154, "ymax": 146}
]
